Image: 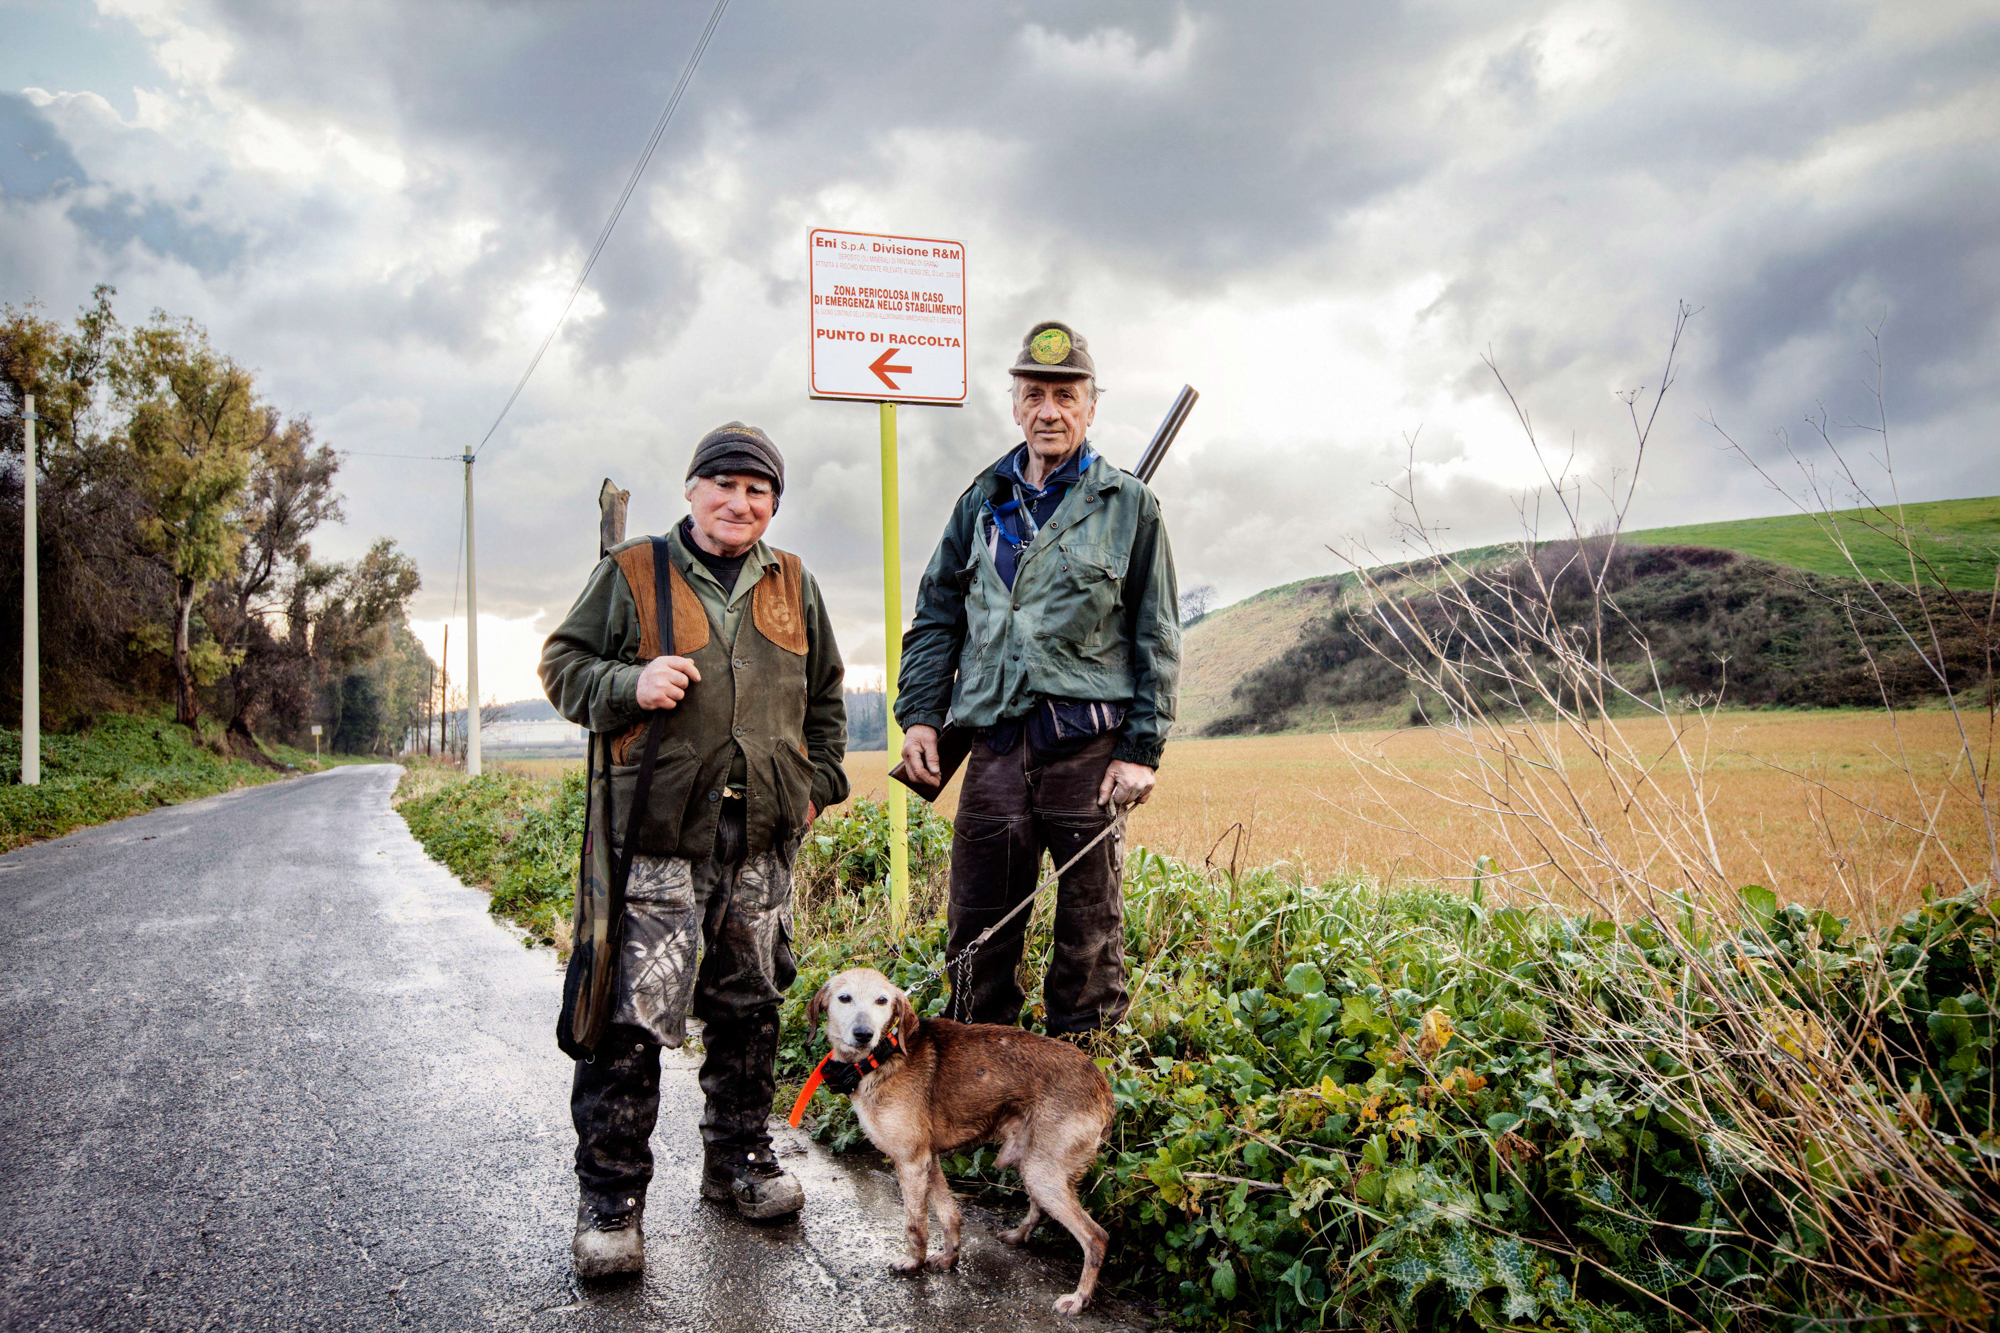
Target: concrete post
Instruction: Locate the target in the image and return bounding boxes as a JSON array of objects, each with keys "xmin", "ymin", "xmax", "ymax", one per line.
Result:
[
  {"xmin": 463, "ymin": 453, "xmax": 482, "ymax": 778},
  {"xmin": 20, "ymin": 394, "xmax": 38, "ymax": 786}
]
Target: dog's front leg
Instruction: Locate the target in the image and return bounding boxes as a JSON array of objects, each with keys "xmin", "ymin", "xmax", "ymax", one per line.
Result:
[
  {"xmin": 924, "ymin": 1158, "xmax": 961, "ymax": 1271},
  {"xmin": 887, "ymin": 1156, "xmax": 932, "ymax": 1274}
]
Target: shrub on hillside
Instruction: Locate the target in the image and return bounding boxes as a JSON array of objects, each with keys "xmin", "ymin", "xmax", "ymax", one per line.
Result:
[{"xmin": 1211, "ymin": 542, "xmax": 1997, "ymax": 734}]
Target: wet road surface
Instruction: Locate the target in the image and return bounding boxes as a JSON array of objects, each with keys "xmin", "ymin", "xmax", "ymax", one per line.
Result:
[{"xmin": 0, "ymin": 766, "xmax": 1147, "ymax": 1331}]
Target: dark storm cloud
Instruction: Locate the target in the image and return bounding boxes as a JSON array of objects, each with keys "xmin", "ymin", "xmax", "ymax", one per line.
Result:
[
  {"xmin": 68, "ymin": 192, "xmax": 246, "ymax": 274},
  {"xmin": 5, "ymin": 0, "xmax": 1997, "ymax": 698},
  {"xmin": 0, "ymin": 92, "xmax": 86, "ymax": 198}
]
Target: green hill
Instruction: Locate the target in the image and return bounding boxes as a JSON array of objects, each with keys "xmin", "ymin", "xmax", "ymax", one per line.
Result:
[
  {"xmin": 1174, "ymin": 497, "xmax": 2000, "ymax": 735},
  {"xmin": 1626, "ymin": 496, "xmax": 2000, "ymax": 590}
]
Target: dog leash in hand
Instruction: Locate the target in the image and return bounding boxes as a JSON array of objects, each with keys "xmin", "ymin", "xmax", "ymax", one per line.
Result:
[{"xmin": 927, "ymin": 804, "xmax": 1131, "ymax": 1020}]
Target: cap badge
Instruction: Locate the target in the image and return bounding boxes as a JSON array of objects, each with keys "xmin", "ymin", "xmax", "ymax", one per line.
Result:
[{"xmin": 1028, "ymin": 327, "xmax": 1072, "ymax": 365}]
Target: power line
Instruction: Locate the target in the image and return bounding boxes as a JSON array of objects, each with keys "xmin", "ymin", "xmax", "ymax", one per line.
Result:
[
  {"xmin": 469, "ymin": 0, "xmax": 731, "ymax": 462},
  {"xmin": 338, "ymin": 449, "xmax": 462, "ymax": 461}
]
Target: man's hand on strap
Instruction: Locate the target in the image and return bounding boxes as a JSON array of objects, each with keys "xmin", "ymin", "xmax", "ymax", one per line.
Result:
[
  {"xmin": 1098, "ymin": 759, "xmax": 1156, "ymax": 810},
  {"xmin": 636, "ymin": 655, "xmax": 702, "ymax": 710},
  {"xmin": 901, "ymin": 724, "xmax": 942, "ymax": 786}
]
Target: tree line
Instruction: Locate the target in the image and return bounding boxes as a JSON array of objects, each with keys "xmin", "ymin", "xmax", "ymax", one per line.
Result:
[{"xmin": 1, "ymin": 286, "xmax": 429, "ymax": 760}]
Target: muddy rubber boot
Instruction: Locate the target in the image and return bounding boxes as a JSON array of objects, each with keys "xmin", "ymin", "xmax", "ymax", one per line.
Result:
[
  {"xmin": 701, "ymin": 1144, "xmax": 805, "ymax": 1220},
  {"xmin": 572, "ymin": 1199, "xmax": 645, "ymax": 1278},
  {"xmin": 697, "ymin": 1009, "xmax": 801, "ymax": 1219}
]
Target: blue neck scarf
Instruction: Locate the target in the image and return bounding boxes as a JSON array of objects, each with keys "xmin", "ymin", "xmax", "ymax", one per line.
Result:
[{"xmin": 985, "ymin": 442, "xmax": 1094, "ymax": 553}]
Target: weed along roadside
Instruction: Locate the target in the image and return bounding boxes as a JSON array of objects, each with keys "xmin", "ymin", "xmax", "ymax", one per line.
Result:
[
  {"xmin": 396, "ymin": 759, "xmax": 1997, "ymax": 1329},
  {"xmin": 0, "ymin": 713, "xmax": 373, "ymax": 852}
]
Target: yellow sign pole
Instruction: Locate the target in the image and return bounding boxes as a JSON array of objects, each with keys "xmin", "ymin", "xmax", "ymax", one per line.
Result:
[{"xmin": 880, "ymin": 401, "xmax": 908, "ymax": 937}]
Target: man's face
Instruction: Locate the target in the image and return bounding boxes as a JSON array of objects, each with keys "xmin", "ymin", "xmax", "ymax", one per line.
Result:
[
  {"xmin": 685, "ymin": 473, "xmax": 775, "ymax": 556},
  {"xmin": 1011, "ymin": 376, "xmax": 1097, "ymax": 470}
]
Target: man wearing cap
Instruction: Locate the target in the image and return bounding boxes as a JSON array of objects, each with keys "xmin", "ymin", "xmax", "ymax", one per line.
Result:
[
  {"xmin": 897, "ymin": 321, "xmax": 1180, "ymax": 1038},
  {"xmin": 540, "ymin": 423, "xmax": 848, "ymax": 1275}
]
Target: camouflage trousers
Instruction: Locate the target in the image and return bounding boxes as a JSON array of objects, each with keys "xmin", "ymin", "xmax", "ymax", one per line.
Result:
[
  {"xmin": 571, "ymin": 804, "xmax": 798, "ymax": 1213},
  {"xmin": 945, "ymin": 732, "xmax": 1128, "ymax": 1035}
]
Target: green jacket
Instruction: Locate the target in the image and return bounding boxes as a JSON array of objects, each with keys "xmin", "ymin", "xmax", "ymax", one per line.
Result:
[
  {"xmin": 540, "ymin": 525, "xmax": 849, "ymax": 858},
  {"xmin": 896, "ymin": 449, "xmax": 1180, "ymax": 767}
]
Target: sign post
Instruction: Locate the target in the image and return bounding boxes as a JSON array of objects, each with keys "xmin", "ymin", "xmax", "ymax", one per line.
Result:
[
  {"xmin": 809, "ymin": 229, "xmax": 966, "ymax": 937},
  {"xmin": 310, "ymin": 724, "xmax": 322, "ymax": 762},
  {"xmin": 878, "ymin": 402, "xmax": 904, "ymax": 932}
]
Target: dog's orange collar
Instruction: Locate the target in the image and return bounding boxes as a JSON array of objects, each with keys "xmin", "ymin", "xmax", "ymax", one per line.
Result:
[{"xmin": 786, "ymin": 1030, "xmax": 903, "ymax": 1127}]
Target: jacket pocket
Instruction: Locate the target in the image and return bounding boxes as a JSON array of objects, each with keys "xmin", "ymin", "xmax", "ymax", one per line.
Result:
[
  {"xmin": 938, "ymin": 556, "xmax": 980, "ymax": 595},
  {"xmin": 1044, "ymin": 545, "xmax": 1128, "ymax": 648},
  {"xmin": 608, "ymin": 740, "xmax": 702, "ymax": 855},
  {"xmin": 769, "ymin": 743, "xmax": 818, "ymax": 839}
]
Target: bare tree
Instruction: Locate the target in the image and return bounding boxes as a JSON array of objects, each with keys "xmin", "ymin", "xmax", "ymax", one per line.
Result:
[{"xmin": 1179, "ymin": 583, "xmax": 1217, "ymax": 626}]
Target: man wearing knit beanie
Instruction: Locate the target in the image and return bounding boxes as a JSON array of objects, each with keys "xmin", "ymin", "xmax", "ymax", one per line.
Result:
[
  {"xmin": 541, "ymin": 422, "xmax": 849, "ymax": 1274},
  {"xmin": 685, "ymin": 421, "xmax": 786, "ymax": 508}
]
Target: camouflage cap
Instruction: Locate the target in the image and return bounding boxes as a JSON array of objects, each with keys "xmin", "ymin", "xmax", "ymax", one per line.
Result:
[{"xmin": 1008, "ymin": 320, "xmax": 1096, "ymax": 381}]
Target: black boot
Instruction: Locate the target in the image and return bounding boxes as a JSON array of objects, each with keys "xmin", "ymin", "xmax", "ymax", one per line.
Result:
[
  {"xmin": 701, "ymin": 1143, "xmax": 805, "ymax": 1220},
  {"xmin": 697, "ymin": 1009, "xmax": 803, "ymax": 1220},
  {"xmin": 572, "ymin": 1198, "xmax": 644, "ymax": 1279}
]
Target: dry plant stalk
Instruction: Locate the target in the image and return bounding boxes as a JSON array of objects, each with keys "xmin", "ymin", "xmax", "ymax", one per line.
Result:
[{"xmin": 1322, "ymin": 307, "xmax": 1999, "ymax": 1323}]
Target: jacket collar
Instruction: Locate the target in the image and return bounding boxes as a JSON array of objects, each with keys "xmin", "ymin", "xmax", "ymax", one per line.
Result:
[
  {"xmin": 973, "ymin": 445, "xmax": 1125, "ymax": 505},
  {"xmin": 671, "ymin": 520, "xmax": 776, "ymax": 605},
  {"xmin": 673, "ymin": 517, "xmax": 778, "ymax": 569}
]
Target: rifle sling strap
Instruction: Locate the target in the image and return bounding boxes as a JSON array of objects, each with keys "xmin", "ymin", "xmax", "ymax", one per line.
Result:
[{"xmin": 608, "ymin": 535, "xmax": 675, "ymax": 917}]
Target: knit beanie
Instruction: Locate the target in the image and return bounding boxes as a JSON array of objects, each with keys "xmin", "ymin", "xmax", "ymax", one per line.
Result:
[{"xmin": 686, "ymin": 422, "xmax": 784, "ymax": 505}]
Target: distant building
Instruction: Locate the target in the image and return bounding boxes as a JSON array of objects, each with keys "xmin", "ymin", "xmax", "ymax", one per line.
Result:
[{"xmin": 481, "ymin": 717, "xmax": 587, "ymax": 749}]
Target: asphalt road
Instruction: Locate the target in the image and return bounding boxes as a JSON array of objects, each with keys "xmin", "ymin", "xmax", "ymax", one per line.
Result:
[{"xmin": 0, "ymin": 766, "xmax": 1146, "ymax": 1332}]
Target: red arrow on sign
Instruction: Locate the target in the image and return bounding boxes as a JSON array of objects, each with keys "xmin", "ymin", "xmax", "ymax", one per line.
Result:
[{"xmin": 869, "ymin": 347, "xmax": 913, "ymax": 390}]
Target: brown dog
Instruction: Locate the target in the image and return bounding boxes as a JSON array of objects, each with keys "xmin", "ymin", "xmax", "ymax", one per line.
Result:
[{"xmin": 807, "ymin": 967, "xmax": 1114, "ymax": 1314}]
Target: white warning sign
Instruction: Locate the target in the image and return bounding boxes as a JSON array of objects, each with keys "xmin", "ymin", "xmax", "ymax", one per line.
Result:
[{"xmin": 808, "ymin": 229, "xmax": 967, "ymax": 404}]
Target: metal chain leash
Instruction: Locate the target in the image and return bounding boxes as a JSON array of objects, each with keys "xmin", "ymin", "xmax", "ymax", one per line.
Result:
[{"xmin": 914, "ymin": 803, "xmax": 1132, "ymax": 1021}]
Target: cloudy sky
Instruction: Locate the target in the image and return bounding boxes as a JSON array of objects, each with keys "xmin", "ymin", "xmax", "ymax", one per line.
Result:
[{"xmin": 5, "ymin": 0, "xmax": 1997, "ymax": 703}]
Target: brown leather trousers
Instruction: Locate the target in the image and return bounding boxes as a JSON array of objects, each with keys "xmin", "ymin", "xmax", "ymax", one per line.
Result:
[{"xmin": 944, "ymin": 732, "xmax": 1128, "ymax": 1035}]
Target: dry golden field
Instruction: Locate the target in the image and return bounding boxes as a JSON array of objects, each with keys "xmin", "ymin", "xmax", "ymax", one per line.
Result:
[
  {"xmin": 836, "ymin": 708, "xmax": 1995, "ymax": 923},
  {"xmin": 487, "ymin": 756, "xmax": 583, "ymax": 780}
]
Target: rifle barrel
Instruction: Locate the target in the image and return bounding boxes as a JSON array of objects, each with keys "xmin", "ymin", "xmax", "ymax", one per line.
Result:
[{"xmin": 1134, "ymin": 385, "xmax": 1198, "ymax": 483}]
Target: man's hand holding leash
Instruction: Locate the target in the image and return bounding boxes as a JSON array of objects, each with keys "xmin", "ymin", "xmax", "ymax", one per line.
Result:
[{"xmin": 1098, "ymin": 759, "xmax": 1155, "ymax": 809}]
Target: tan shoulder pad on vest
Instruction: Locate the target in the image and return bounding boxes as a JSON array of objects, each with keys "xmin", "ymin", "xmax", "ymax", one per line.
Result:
[
  {"xmin": 752, "ymin": 550, "xmax": 808, "ymax": 655},
  {"xmin": 612, "ymin": 542, "xmax": 710, "ymax": 658}
]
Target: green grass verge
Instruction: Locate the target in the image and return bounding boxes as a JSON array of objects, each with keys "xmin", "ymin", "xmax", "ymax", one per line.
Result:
[
  {"xmin": 393, "ymin": 766, "xmax": 1999, "ymax": 1329},
  {"xmin": 1611, "ymin": 496, "xmax": 1999, "ymax": 590},
  {"xmin": 0, "ymin": 712, "xmax": 374, "ymax": 852},
  {"xmin": 392, "ymin": 762, "xmax": 587, "ymax": 947}
]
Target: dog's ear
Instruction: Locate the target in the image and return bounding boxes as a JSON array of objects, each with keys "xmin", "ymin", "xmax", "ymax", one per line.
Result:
[
  {"xmin": 807, "ymin": 980, "xmax": 832, "ymax": 1032},
  {"xmin": 892, "ymin": 989, "xmax": 919, "ymax": 1043}
]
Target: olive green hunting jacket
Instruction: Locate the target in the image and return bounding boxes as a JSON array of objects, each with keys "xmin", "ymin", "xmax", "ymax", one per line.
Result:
[
  {"xmin": 539, "ymin": 525, "xmax": 849, "ymax": 861},
  {"xmin": 895, "ymin": 449, "xmax": 1180, "ymax": 767}
]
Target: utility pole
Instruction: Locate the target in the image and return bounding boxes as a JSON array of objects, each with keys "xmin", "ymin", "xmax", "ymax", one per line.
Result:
[
  {"xmin": 440, "ymin": 623, "xmax": 450, "ymax": 762},
  {"xmin": 19, "ymin": 395, "xmax": 38, "ymax": 786},
  {"xmin": 462, "ymin": 453, "xmax": 482, "ymax": 777}
]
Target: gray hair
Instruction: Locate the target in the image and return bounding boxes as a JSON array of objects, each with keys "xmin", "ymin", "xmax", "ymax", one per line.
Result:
[{"xmin": 1011, "ymin": 376, "xmax": 1100, "ymax": 402}]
